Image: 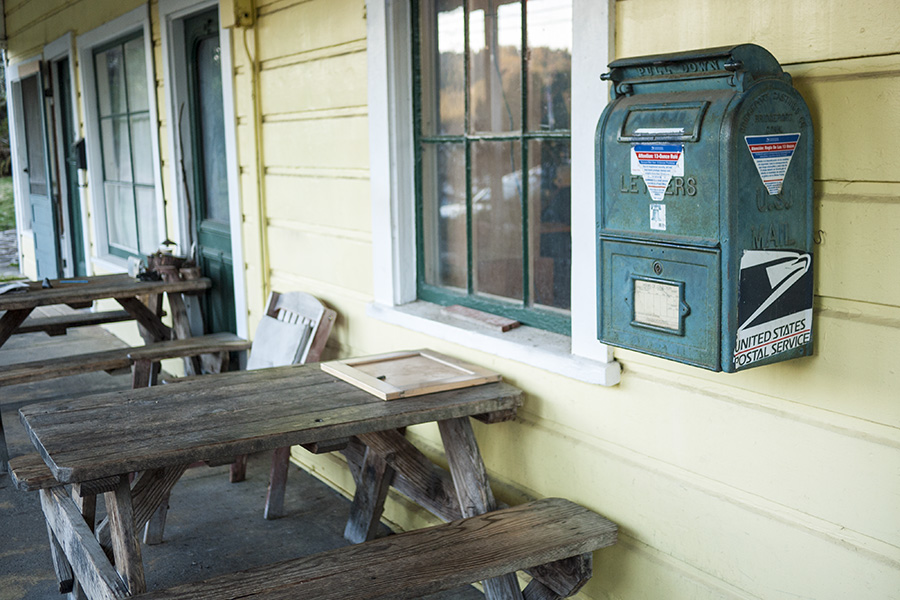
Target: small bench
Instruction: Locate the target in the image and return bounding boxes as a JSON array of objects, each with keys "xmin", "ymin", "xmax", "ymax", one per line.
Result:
[
  {"xmin": 9, "ymin": 453, "xmax": 60, "ymax": 492},
  {"xmin": 134, "ymin": 497, "xmax": 617, "ymax": 600},
  {"xmin": 15, "ymin": 309, "xmax": 137, "ymax": 337},
  {"xmin": 0, "ymin": 332, "xmax": 251, "ymax": 388}
]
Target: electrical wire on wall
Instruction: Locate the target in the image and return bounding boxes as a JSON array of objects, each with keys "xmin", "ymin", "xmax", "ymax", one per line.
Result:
[{"xmin": 242, "ymin": 22, "xmax": 271, "ymax": 304}]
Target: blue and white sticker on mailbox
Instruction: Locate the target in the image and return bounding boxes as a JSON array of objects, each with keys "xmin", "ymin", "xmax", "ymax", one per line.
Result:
[
  {"xmin": 733, "ymin": 250, "xmax": 813, "ymax": 370},
  {"xmin": 631, "ymin": 144, "xmax": 684, "ymax": 204},
  {"xmin": 745, "ymin": 133, "xmax": 800, "ymax": 195}
]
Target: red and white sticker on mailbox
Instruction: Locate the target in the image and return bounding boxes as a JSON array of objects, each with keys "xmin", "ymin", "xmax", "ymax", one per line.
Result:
[
  {"xmin": 631, "ymin": 144, "xmax": 684, "ymax": 204},
  {"xmin": 734, "ymin": 250, "xmax": 813, "ymax": 370},
  {"xmin": 745, "ymin": 133, "xmax": 800, "ymax": 195}
]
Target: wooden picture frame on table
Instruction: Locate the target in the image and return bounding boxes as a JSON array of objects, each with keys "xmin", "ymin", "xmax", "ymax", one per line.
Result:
[{"xmin": 321, "ymin": 349, "xmax": 501, "ymax": 400}]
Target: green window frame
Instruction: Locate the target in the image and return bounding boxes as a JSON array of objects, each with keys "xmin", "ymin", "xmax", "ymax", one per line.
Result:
[
  {"xmin": 93, "ymin": 30, "xmax": 158, "ymax": 259},
  {"xmin": 413, "ymin": 0, "xmax": 573, "ymax": 334}
]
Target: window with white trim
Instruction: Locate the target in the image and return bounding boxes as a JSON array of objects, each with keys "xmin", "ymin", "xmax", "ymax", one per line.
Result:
[
  {"xmin": 92, "ymin": 31, "xmax": 159, "ymax": 258},
  {"xmin": 78, "ymin": 5, "xmax": 165, "ymax": 267},
  {"xmin": 368, "ymin": 0, "xmax": 620, "ymax": 385},
  {"xmin": 413, "ymin": 0, "xmax": 573, "ymax": 333}
]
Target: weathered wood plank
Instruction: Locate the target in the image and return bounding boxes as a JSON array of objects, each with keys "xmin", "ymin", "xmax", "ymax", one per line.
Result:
[
  {"xmin": 126, "ymin": 333, "xmax": 251, "ymax": 362},
  {"xmin": 0, "ymin": 308, "xmax": 33, "ymax": 349},
  {"xmin": 0, "ymin": 333, "xmax": 248, "ymax": 387},
  {"xmin": 525, "ymin": 553, "xmax": 593, "ymax": 598},
  {"xmin": 522, "ymin": 580, "xmax": 561, "ymax": 600},
  {"xmin": 0, "ymin": 348, "xmax": 133, "ymax": 386},
  {"xmin": 16, "ymin": 310, "xmax": 136, "ymax": 336},
  {"xmin": 39, "ymin": 486, "xmax": 129, "ymax": 600},
  {"xmin": 343, "ymin": 445, "xmax": 395, "ymax": 543},
  {"xmin": 72, "ymin": 484, "xmax": 98, "ymax": 532},
  {"xmin": 0, "ymin": 274, "xmax": 210, "ymax": 312},
  {"xmin": 300, "ymin": 437, "xmax": 349, "ymax": 454},
  {"xmin": 20, "ymin": 370, "xmax": 522, "ymax": 484},
  {"xmin": 115, "ymin": 297, "xmax": 172, "ymax": 343},
  {"xmin": 45, "ymin": 520, "xmax": 75, "ymax": 593},
  {"xmin": 135, "ymin": 498, "xmax": 617, "ymax": 600},
  {"xmin": 357, "ymin": 429, "xmax": 462, "ymax": 522},
  {"xmin": 96, "ymin": 465, "xmax": 189, "ymax": 548},
  {"xmin": 439, "ymin": 416, "xmax": 523, "ymax": 599},
  {"xmin": 264, "ymin": 446, "xmax": 292, "ymax": 520},
  {"xmin": 103, "ymin": 475, "xmax": 146, "ymax": 595},
  {"xmin": 8, "ymin": 452, "xmax": 60, "ymax": 491}
]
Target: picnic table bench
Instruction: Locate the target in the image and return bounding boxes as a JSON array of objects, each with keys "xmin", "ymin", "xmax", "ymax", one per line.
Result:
[{"xmin": 17, "ymin": 364, "xmax": 617, "ymax": 599}]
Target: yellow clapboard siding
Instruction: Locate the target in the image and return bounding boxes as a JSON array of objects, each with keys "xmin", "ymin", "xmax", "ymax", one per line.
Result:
[
  {"xmin": 792, "ymin": 72, "xmax": 900, "ymax": 183},
  {"xmin": 615, "ymin": 0, "xmax": 900, "ymax": 63},
  {"xmin": 259, "ymin": 51, "xmax": 368, "ymax": 115},
  {"xmin": 498, "ymin": 419, "xmax": 898, "ymax": 600},
  {"xmin": 611, "ymin": 297, "xmax": 900, "ymax": 427},
  {"xmin": 256, "ymin": 0, "xmax": 366, "ymax": 63},
  {"xmin": 815, "ymin": 193, "xmax": 900, "ymax": 305},
  {"xmin": 265, "ymin": 174, "xmax": 371, "ymax": 233},
  {"xmin": 261, "ymin": 116, "xmax": 369, "ymax": 170},
  {"xmin": 266, "ymin": 226, "xmax": 372, "ymax": 295},
  {"xmin": 5, "ymin": 0, "xmax": 145, "ymax": 59}
]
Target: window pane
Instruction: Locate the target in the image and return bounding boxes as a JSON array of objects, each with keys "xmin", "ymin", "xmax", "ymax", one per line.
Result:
[
  {"xmin": 100, "ymin": 116, "xmax": 133, "ymax": 182},
  {"xmin": 419, "ymin": 0, "xmax": 465, "ymax": 136},
  {"xmin": 468, "ymin": 0, "xmax": 521, "ymax": 133},
  {"xmin": 135, "ymin": 186, "xmax": 158, "ymax": 254},
  {"xmin": 529, "ymin": 139, "xmax": 570, "ymax": 310},
  {"xmin": 130, "ymin": 114, "xmax": 153, "ymax": 185},
  {"xmin": 526, "ymin": 0, "xmax": 572, "ymax": 131},
  {"xmin": 124, "ymin": 36, "xmax": 149, "ymax": 112},
  {"xmin": 21, "ymin": 76, "xmax": 48, "ymax": 196},
  {"xmin": 422, "ymin": 143, "xmax": 467, "ymax": 290},
  {"xmin": 105, "ymin": 183, "xmax": 137, "ymax": 252},
  {"xmin": 95, "ymin": 46, "xmax": 126, "ymax": 116},
  {"xmin": 472, "ymin": 140, "xmax": 522, "ymax": 300},
  {"xmin": 196, "ymin": 36, "xmax": 229, "ymax": 223}
]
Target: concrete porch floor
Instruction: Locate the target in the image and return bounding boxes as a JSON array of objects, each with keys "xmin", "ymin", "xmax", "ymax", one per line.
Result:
[{"xmin": 0, "ymin": 313, "xmax": 482, "ymax": 599}]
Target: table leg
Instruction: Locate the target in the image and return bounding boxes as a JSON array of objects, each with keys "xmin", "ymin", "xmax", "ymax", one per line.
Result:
[
  {"xmin": 44, "ymin": 520, "xmax": 75, "ymax": 594},
  {"xmin": 344, "ymin": 445, "xmax": 395, "ymax": 543},
  {"xmin": 116, "ymin": 297, "xmax": 172, "ymax": 342},
  {"xmin": 103, "ymin": 475, "xmax": 146, "ymax": 595},
  {"xmin": 264, "ymin": 446, "xmax": 292, "ymax": 520},
  {"xmin": 39, "ymin": 486, "xmax": 129, "ymax": 599},
  {"xmin": 438, "ymin": 417, "xmax": 524, "ymax": 600},
  {"xmin": 0, "ymin": 307, "xmax": 33, "ymax": 348},
  {"xmin": 0, "ymin": 308, "xmax": 33, "ymax": 475}
]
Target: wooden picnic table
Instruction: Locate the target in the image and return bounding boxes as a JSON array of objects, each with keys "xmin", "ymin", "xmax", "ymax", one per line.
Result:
[
  {"xmin": 19, "ymin": 364, "xmax": 525, "ymax": 599},
  {"xmin": 0, "ymin": 273, "xmax": 211, "ymax": 349}
]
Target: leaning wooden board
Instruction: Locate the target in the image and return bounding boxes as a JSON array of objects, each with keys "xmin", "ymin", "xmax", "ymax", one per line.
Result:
[{"xmin": 320, "ymin": 349, "xmax": 501, "ymax": 400}]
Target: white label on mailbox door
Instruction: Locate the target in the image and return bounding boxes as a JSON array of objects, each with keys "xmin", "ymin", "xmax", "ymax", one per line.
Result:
[
  {"xmin": 745, "ymin": 133, "xmax": 800, "ymax": 195},
  {"xmin": 632, "ymin": 143, "xmax": 684, "ymax": 202},
  {"xmin": 634, "ymin": 279, "xmax": 680, "ymax": 331},
  {"xmin": 649, "ymin": 203, "xmax": 666, "ymax": 230}
]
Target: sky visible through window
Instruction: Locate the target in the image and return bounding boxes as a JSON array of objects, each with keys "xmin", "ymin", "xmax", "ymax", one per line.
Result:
[{"xmin": 438, "ymin": 0, "xmax": 573, "ymax": 54}]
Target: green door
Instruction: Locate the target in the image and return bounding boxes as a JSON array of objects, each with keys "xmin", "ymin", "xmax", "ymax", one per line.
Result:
[
  {"xmin": 185, "ymin": 9, "xmax": 235, "ymax": 334},
  {"xmin": 55, "ymin": 57, "xmax": 87, "ymax": 277}
]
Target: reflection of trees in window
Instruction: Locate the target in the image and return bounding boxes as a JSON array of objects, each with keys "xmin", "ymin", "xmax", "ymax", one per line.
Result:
[{"xmin": 416, "ymin": 0, "xmax": 573, "ymax": 332}]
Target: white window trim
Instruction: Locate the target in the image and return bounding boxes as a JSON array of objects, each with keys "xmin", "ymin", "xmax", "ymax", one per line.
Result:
[
  {"xmin": 158, "ymin": 0, "xmax": 248, "ymax": 337},
  {"xmin": 77, "ymin": 4, "xmax": 165, "ymax": 272},
  {"xmin": 5, "ymin": 56, "xmax": 43, "ymax": 257},
  {"xmin": 366, "ymin": 0, "xmax": 620, "ymax": 385}
]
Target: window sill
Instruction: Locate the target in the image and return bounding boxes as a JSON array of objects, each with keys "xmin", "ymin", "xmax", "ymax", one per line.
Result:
[
  {"xmin": 90, "ymin": 255, "xmax": 128, "ymax": 275},
  {"xmin": 367, "ymin": 301, "xmax": 621, "ymax": 386}
]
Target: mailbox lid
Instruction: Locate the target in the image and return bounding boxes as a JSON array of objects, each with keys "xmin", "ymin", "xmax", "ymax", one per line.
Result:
[
  {"xmin": 598, "ymin": 89, "xmax": 734, "ymax": 245},
  {"xmin": 599, "ymin": 240, "xmax": 721, "ymax": 370}
]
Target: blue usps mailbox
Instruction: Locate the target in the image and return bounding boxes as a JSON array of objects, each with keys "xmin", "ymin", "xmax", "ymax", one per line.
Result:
[{"xmin": 596, "ymin": 45, "xmax": 814, "ymax": 372}]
